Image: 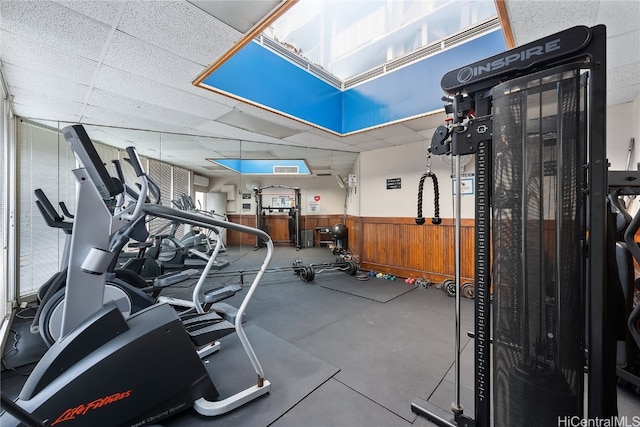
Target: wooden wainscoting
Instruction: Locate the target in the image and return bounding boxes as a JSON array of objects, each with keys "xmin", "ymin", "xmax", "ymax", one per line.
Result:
[
  {"xmin": 226, "ymin": 214, "xmax": 256, "ymax": 247},
  {"xmin": 226, "ymin": 213, "xmax": 474, "ymax": 284},
  {"xmin": 226, "ymin": 214, "xmax": 346, "ymax": 247},
  {"xmin": 347, "ymin": 216, "xmax": 475, "ymax": 284}
]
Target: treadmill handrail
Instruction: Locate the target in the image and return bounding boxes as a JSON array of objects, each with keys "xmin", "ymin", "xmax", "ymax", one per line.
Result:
[
  {"xmin": 143, "ymin": 204, "xmax": 271, "ymax": 242},
  {"xmin": 146, "ymin": 200, "xmax": 274, "ymax": 397}
]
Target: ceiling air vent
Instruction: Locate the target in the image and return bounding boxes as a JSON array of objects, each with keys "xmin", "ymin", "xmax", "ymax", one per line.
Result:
[{"xmin": 273, "ymin": 165, "xmax": 299, "ymax": 174}]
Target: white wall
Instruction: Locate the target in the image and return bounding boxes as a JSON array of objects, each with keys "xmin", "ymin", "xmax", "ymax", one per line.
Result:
[
  {"xmin": 633, "ymin": 96, "xmax": 640, "ymax": 169},
  {"xmin": 354, "ymin": 100, "xmax": 640, "ymax": 220},
  {"xmin": 607, "ymin": 101, "xmax": 639, "ymax": 170},
  {"xmin": 359, "ymin": 139, "xmax": 476, "ymax": 219},
  {"xmin": 208, "ymin": 175, "xmax": 351, "ymax": 218}
]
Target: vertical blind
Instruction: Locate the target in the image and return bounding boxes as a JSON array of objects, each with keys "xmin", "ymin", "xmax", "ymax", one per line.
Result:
[
  {"xmin": 16, "ymin": 121, "xmax": 193, "ymax": 297},
  {"xmin": 1, "ymin": 97, "xmax": 8, "ymax": 320}
]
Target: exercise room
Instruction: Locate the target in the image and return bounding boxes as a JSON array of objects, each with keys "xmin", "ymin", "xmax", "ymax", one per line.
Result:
[{"xmin": 1, "ymin": 1, "xmax": 639, "ymax": 426}]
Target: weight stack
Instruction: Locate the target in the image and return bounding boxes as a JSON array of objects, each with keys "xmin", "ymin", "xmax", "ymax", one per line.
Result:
[{"xmin": 491, "ymin": 67, "xmax": 585, "ymax": 425}]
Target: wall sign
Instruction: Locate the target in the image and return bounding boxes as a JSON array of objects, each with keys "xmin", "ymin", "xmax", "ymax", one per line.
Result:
[
  {"xmin": 308, "ymin": 195, "xmax": 320, "ymax": 213},
  {"xmin": 452, "ymin": 177, "xmax": 475, "ymax": 195},
  {"xmin": 386, "ymin": 178, "xmax": 401, "ymax": 189}
]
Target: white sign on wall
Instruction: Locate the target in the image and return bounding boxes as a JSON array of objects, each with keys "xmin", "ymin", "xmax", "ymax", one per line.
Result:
[
  {"xmin": 451, "ymin": 177, "xmax": 474, "ymax": 195},
  {"xmin": 308, "ymin": 195, "xmax": 321, "ymax": 213}
]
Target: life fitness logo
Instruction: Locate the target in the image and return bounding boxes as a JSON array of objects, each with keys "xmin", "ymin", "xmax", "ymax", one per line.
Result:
[
  {"xmin": 51, "ymin": 389, "xmax": 132, "ymax": 425},
  {"xmin": 313, "ymin": 195, "xmax": 320, "ymax": 202}
]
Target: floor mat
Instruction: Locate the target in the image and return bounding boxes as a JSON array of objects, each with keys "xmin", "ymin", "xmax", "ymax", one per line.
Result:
[
  {"xmin": 320, "ymin": 277, "xmax": 416, "ymax": 303},
  {"xmin": 165, "ymin": 324, "xmax": 339, "ymax": 426}
]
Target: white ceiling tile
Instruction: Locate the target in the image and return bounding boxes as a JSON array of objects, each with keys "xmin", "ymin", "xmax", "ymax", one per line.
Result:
[
  {"xmin": 268, "ymin": 145, "xmax": 308, "ymax": 158},
  {"xmin": 187, "ymin": 0, "xmax": 282, "ymax": 34},
  {"xmin": 417, "ymin": 128, "xmax": 439, "ymax": 141},
  {"xmin": 216, "ymin": 110, "xmax": 301, "ymax": 138},
  {"xmin": 284, "ymin": 131, "xmax": 359, "ymax": 151},
  {"xmin": 608, "ymin": 84, "xmax": 640, "ymax": 106},
  {"xmin": 92, "ymin": 65, "xmax": 231, "ymax": 120},
  {"xmin": 608, "ymin": 63, "xmax": 640, "ymax": 88},
  {"xmin": 197, "ymin": 137, "xmax": 243, "ymax": 153},
  {"xmin": 54, "ymin": 0, "xmax": 124, "ymax": 26},
  {"xmin": 365, "ymin": 123, "xmax": 415, "ymax": 139},
  {"xmin": 8, "ymin": 86, "xmax": 85, "ymax": 117},
  {"xmin": 2, "ymin": 63, "xmax": 90, "ymax": 103},
  {"xmin": 339, "ymin": 131, "xmax": 382, "ymax": 145},
  {"xmin": 84, "ymin": 125, "xmax": 161, "ymax": 146},
  {"xmin": 607, "ymin": 30, "xmax": 640, "ymax": 69},
  {"xmin": 507, "ymin": 1, "xmax": 600, "ymax": 45},
  {"xmin": 118, "ymin": 1, "xmax": 241, "ymax": 66},
  {"xmin": 12, "ymin": 102, "xmax": 82, "ymax": 123},
  {"xmin": 194, "ymin": 118, "xmax": 281, "ymax": 142},
  {"xmin": 234, "ymin": 103, "xmax": 314, "ymax": 132},
  {"xmin": 85, "ymin": 89, "xmax": 209, "ymax": 130},
  {"xmin": 1, "ymin": 1, "xmax": 110, "ymax": 60},
  {"xmin": 349, "ymin": 139, "xmax": 394, "ymax": 151},
  {"xmin": 101, "ymin": 31, "xmax": 206, "ymax": 93},
  {"xmin": 194, "ymin": 87, "xmax": 243, "ymax": 108},
  {"xmin": 607, "ymin": 62, "xmax": 640, "ymax": 104},
  {"xmin": 82, "ymin": 104, "xmax": 192, "ymax": 136},
  {"xmin": 305, "ymin": 128, "xmax": 346, "ymax": 142},
  {"xmin": 0, "ymin": 30, "xmax": 98, "ymax": 84},
  {"xmin": 403, "ymin": 112, "xmax": 447, "ymax": 132},
  {"xmin": 380, "ymin": 131, "xmax": 426, "ymax": 146},
  {"xmin": 596, "ymin": 1, "xmax": 640, "ymax": 37}
]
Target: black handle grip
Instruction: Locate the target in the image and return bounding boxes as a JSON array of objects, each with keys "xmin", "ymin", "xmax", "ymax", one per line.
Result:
[
  {"xmin": 58, "ymin": 202, "xmax": 74, "ymax": 219},
  {"xmin": 125, "ymin": 146, "xmax": 144, "ymax": 177},
  {"xmin": 111, "ymin": 159, "xmax": 125, "ymax": 184},
  {"xmin": 34, "ymin": 189, "xmax": 63, "ymax": 222}
]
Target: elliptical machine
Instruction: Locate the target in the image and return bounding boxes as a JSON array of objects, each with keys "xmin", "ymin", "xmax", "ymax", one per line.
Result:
[{"xmin": 1, "ymin": 125, "xmax": 273, "ymax": 426}]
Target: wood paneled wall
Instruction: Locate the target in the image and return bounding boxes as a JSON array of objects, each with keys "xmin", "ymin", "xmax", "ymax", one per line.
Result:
[
  {"xmin": 226, "ymin": 213, "xmax": 474, "ymax": 284},
  {"xmin": 226, "ymin": 214, "xmax": 345, "ymax": 247},
  {"xmin": 345, "ymin": 216, "xmax": 475, "ymax": 284},
  {"xmin": 226, "ymin": 214, "xmax": 255, "ymax": 247}
]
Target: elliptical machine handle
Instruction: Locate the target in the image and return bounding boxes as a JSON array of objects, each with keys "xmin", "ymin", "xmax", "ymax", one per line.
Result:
[
  {"xmin": 121, "ymin": 146, "xmax": 148, "ymax": 222},
  {"xmin": 111, "ymin": 159, "xmax": 126, "ymax": 184},
  {"xmin": 125, "ymin": 146, "xmax": 145, "ymax": 177}
]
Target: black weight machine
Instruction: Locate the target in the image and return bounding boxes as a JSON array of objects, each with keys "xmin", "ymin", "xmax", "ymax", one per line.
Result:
[
  {"xmin": 253, "ymin": 185, "xmax": 302, "ymax": 250},
  {"xmin": 411, "ymin": 25, "xmax": 617, "ymax": 426}
]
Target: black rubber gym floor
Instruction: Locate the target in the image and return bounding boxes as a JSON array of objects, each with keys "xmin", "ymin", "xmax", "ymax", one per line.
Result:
[{"xmin": 2, "ymin": 246, "xmax": 639, "ymax": 426}]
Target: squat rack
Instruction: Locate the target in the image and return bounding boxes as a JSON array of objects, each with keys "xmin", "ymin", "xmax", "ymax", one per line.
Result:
[{"xmin": 253, "ymin": 185, "xmax": 302, "ymax": 250}]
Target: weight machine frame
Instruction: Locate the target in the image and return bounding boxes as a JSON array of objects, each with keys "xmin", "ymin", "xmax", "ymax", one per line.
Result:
[
  {"xmin": 411, "ymin": 25, "xmax": 610, "ymax": 426},
  {"xmin": 253, "ymin": 185, "xmax": 302, "ymax": 250}
]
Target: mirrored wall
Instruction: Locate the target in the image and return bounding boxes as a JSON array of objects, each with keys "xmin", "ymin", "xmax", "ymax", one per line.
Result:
[{"xmin": 16, "ymin": 119, "xmax": 358, "ymax": 296}]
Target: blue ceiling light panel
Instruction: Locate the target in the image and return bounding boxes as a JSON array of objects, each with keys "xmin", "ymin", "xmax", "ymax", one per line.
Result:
[
  {"xmin": 209, "ymin": 158, "xmax": 311, "ymax": 175},
  {"xmin": 198, "ymin": 30, "xmax": 506, "ymax": 135},
  {"xmin": 201, "ymin": 41, "xmax": 343, "ymax": 133}
]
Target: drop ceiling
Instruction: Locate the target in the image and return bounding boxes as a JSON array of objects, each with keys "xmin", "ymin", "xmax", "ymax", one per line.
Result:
[{"xmin": 1, "ymin": 0, "xmax": 638, "ymax": 178}]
